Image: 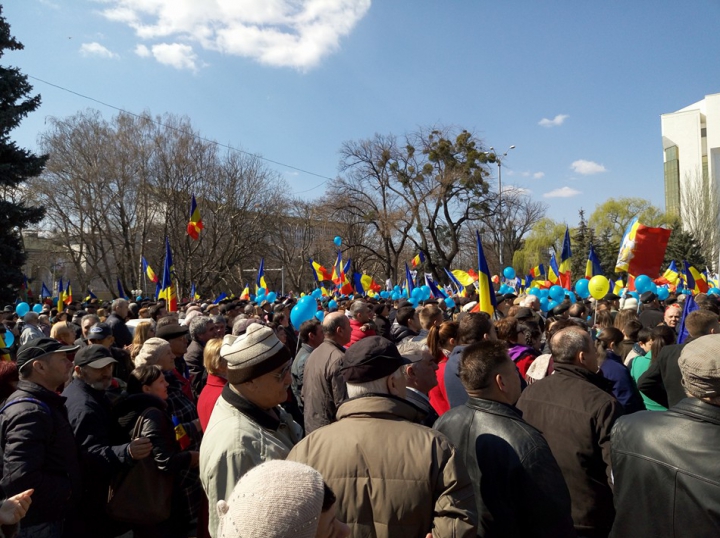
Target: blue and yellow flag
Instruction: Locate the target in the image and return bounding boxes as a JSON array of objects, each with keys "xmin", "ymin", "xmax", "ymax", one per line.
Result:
[
  {"xmin": 471, "ymin": 231, "xmax": 497, "ymax": 315},
  {"xmin": 256, "ymin": 258, "xmax": 268, "ymax": 293},
  {"xmin": 585, "ymin": 245, "xmax": 603, "ymax": 279},
  {"xmin": 158, "ymin": 237, "xmax": 177, "ymax": 311},
  {"xmin": 548, "ymin": 253, "xmax": 561, "ymax": 285}
]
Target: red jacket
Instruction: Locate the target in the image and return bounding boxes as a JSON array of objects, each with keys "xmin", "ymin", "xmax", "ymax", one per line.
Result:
[
  {"xmin": 197, "ymin": 374, "xmax": 227, "ymax": 431},
  {"xmin": 348, "ymin": 318, "xmax": 376, "ymax": 346},
  {"xmin": 429, "ymin": 357, "xmax": 450, "ymax": 416}
]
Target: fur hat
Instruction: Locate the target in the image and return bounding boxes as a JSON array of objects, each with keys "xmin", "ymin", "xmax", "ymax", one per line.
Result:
[
  {"xmin": 134, "ymin": 337, "xmax": 172, "ymax": 367},
  {"xmin": 621, "ymin": 297, "xmax": 639, "ymax": 311},
  {"xmin": 220, "ymin": 324, "xmax": 290, "ymax": 383},
  {"xmin": 217, "ymin": 460, "xmax": 326, "ymax": 538}
]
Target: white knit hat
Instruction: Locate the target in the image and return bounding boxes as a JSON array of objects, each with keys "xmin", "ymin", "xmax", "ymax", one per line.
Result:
[
  {"xmin": 220, "ymin": 324, "xmax": 290, "ymax": 383},
  {"xmin": 216, "ymin": 460, "xmax": 326, "ymax": 538},
  {"xmin": 134, "ymin": 337, "xmax": 172, "ymax": 367},
  {"xmin": 620, "ymin": 297, "xmax": 639, "ymax": 311}
]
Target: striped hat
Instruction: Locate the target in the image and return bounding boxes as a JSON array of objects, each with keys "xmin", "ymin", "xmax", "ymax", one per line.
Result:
[{"xmin": 220, "ymin": 324, "xmax": 290, "ymax": 384}]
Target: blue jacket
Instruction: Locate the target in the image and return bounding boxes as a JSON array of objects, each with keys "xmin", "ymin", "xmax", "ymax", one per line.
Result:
[{"xmin": 600, "ymin": 351, "xmax": 645, "ymax": 414}]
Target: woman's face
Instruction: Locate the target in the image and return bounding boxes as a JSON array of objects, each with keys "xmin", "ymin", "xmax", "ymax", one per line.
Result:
[
  {"xmin": 158, "ymin": 347, "xmax": 176, "ymax": 371},
  {"xmin": 143, "ymin": 375, "xmax": 169, "ymax": 400}
]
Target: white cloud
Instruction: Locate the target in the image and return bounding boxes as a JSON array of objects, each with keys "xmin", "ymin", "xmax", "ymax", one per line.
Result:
[
  {"xmin": 98, "ymin": 0, "xmax": 372, "ymax": 71},
  {"xmin": 571, "ymin": 159, "xmax": 607, "ymax": 175},
  {"xmin": 149, "ymin": 43, "xmax": 199, "ymax": 71},
  {"xmin": 79, "ymin": 42, "xmax": 119, "ymax": 59},
  {"xmin": 543, "ymin": 186, "xmax": 581, "ymax": 198},
  {"xmin": 538, "ymin": 114, "xmax": 569, "ymax": 127},
  {"xmin": 533, "ymin": 172, "xmax": 545, "ymax": 179},
  {"xmin": 134, "ymin": 44, "xmax": 151, "ymax": 57}
]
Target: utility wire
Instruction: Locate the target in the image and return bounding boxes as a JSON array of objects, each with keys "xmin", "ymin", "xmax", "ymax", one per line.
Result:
[{"xmin": 27, "ymin": 75, "xmax": 331, "ymax": 194}]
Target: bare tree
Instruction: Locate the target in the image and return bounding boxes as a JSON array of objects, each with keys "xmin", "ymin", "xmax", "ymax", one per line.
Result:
[{"xmin": 680, "ymin": 167, "xmax": 720, "ymax": 271}]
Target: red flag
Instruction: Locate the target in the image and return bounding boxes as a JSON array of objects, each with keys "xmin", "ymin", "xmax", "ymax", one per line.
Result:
[{"xmin": 627, "ymin": 225, "xmax": 672, "ymax": 278}]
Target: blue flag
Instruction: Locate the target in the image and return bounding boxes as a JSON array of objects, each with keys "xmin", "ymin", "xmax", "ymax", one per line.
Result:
[{"xmin": 677, "ymin": 295, "xmax": 699, "ymax": 344}]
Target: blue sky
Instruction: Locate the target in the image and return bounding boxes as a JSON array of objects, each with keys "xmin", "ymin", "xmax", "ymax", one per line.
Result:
[{"xmin": 6, "ymin": 0, "xmax": 720, "ymax": 225}]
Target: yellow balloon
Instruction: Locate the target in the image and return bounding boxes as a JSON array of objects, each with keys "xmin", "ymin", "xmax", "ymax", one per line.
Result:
[{"xmin": 588, "ymin": 275, "xmax": 610, "ymax": 300}]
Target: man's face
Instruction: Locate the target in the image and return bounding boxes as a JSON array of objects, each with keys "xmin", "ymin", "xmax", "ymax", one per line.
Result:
[
  {"xmin": 168, "ymin": 334, "xmax": 189, "ymax": 357},
  {"xmin": 336, "ymin": 318, "xmax": 352, "ymax": 346},
  {"xmin": 78, "ymin": 363, "xmax": 114, "ymax": 391},
  {"xmin": 308, "ymin": 325, "xmax": 325, "ymax": 349},
  {"xmin": 664, "ymin": 307, "xmax": 681, "ymax": 328},
  {"xmin": 499, "ymin": 358, "xmax": 522, "ymax": 405},
  {"xmin": 81, "ymin": 318, "xmax": 95, "ymax": 338},
  {"xmin": 354, "ymin": 305, "xmax": 370, "ymax": 324},
  {"xmin": 116, "ymin": 303, "xmax": 129, "ymax": 319},
  {"xmin": 38, "ymin": 352, "xmax": 73, "ymax": 388},
  {"xmin": 408, "ymin": 354, "xmax": 439, "ymax": 394},
  {"xmin": 198, "ymin": 323, "xmax": 215, "ymax": 344},
  {"xmin": 580, "ymin": 335, "xmax": 599, "ymax": 373},
  {"xmin": 247, "ymin": 360, "xmax": 292, "ymax": 408},
  {"xmin": 213, "ymin": 322, "xmax": 226, "ymax": 338}
]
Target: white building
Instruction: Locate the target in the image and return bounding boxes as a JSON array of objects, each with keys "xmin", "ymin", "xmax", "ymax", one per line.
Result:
[{"xmin": 661, "ymin": 93, "xmax": 720, "ymax": 216}]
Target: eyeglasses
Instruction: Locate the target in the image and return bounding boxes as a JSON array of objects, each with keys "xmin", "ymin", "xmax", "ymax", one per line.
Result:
[{"xmin": 272, "ymin": 361, "xmax": 292, "ymax": 380}]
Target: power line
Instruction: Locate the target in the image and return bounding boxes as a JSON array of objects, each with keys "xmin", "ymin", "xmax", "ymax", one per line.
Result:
[{"xmin": 27, "ymin": 75, "xmax": 332, "ymax": 193}]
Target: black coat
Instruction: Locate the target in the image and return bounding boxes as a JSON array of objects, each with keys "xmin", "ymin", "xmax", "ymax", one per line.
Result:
[
  {"xmin": 0, "ymin": 381, "xmax": 82, "ymax": 526},
  {"xmin": 106, "ymin": 312, "xmax": 132, "ymax": 349},
  {"xmin": 374, "ymin": 315, "xmax": 391, "ymax": 340},
  {"xmin": 636, "ymin": 340, "xmax": 689, "ymax": 409},
  {"xmin": 389, "ymin": 322, "xmax": 417, "ymax": 344},
  {"xmin": 184, "ymin": 339, "xmax": 206, "ymax": 397},
  {"xmin": 434, "ymin": 398, "xmax": 575, "ymax": 538},
  {"xmin": 610, "ymin": 398, "xmax": 720, "ymax": 538},
  {"xmin": 516, "ymin": 364, "xmax": 623, "ymax": 538}
]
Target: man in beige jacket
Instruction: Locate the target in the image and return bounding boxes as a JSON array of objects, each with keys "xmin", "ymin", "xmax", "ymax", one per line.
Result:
[{"xmin": 288, "ymin": 336, "xmax": 477, "ymax": 538}]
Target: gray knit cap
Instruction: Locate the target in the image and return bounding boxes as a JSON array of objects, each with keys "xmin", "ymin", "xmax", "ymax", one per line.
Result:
[
  {"xmin": 220, "ymin": 324, "xmax": 290, "ymax": 383},
  {"xmin": 216, "ymin": 460, "xmax": 325, "ymax": 538}
]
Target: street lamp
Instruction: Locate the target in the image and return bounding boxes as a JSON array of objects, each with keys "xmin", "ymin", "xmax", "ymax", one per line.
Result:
[{"xmin": 489, "ymin": 145, "xmax": 516, "ymax": 266}]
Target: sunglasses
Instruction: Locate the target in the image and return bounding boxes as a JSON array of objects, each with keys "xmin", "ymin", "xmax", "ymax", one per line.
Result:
[{"xmin": 272, "ymin": 361, "xmax": 292, "ymax": 380}]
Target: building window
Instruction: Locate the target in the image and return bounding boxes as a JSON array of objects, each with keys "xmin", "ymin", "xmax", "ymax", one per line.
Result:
[{"xmin": 664, "ymin": 145, "xmax": 680, "ymax": 215}]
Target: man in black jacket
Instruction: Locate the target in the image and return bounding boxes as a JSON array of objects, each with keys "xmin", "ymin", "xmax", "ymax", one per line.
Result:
[
  {"xmin": 517, "ymin": 327, "xmax": 623, "ymax": 538},
  {"xmin": 62, "ymin": 345, "xmax": 152, "ymax": 537},
  {"xmin": 185, "ymin": 315, "xmax": 216, "ymax": 397},
  {"xmin": 638, "ymin": 309, "xmax": 720, "ymax": 408},
  {"xmin": 610, "ymin": 334, "xmax": 720, "ymax": 537},
  {"xmin": 0, "ymin": 338, "xmax": 81, "ymax": 538},
  {"xmin": 435, "ymin": 340, "xmax": 574, "ymax": 538}
]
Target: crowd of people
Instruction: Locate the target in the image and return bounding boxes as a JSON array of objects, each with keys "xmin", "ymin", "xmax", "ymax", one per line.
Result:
[{"xmin": 0, "ymin": 285, "xmax": 718, "ymax": 538}]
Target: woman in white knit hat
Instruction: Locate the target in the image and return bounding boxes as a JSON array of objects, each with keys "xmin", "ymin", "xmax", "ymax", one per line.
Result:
[{"xmin": 216, "ymin": 460, "xmax": 349, "ymax": 538}]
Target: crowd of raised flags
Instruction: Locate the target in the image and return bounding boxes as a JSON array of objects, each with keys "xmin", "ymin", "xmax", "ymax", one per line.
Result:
[{"xmin": 18, "ymin": 196, "xmax": 720, "ymax": 318}]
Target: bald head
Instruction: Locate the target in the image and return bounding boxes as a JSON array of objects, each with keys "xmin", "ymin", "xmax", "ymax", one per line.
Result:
[{"xmin": 322, "ymin": 312, "xmax": 351, "ymax": 346}]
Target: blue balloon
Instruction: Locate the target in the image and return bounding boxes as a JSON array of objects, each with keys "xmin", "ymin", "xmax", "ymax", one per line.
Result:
[
  {"xmin": 315, "ymin": 310, "xmax": 325, "ymax": 322},
  {"xmin": 257, "ymin": 287, "xmax": 266, "ymax": 297},
  {"xmin": 503, "ymin": 267, "xmax": 516, "ymax": 280},
  {"xmin": 409, "ymin": 297, "xmax": 419, "ymax": 307},
  {"xmin": 32, "ymin": 303, "xmax": 43, "ymax": 314},
  {"xmin": 634, "ymin": 275, "xmax": 652, "ymax": 294},
  {"xmin": 657, "ymin": 287, "xmax": 670, "ymax": 300},
  {"xmin": 328, "ymin": 300, "xmax": 338, "ymax": 310},
  {"xmin": 539, "ymin": 297, "xmax": 550, "ymax": 311},
  {"xmin": 565, "ymin": 291, "xmax": 576, "ymax": 304},
  {"xmin": 265, "ymin": 292, "xmax": 277, "ymax": 303},
  {"xmin": 311, "ymin": 289, "xmax": 322, "ymax": 299},
  {"xmin": 15, "ymin": 302, "xmax": 29, "ymax": 317},
  {"xmin": 529, "ymin": 288, "xmax": 541, "ymax": 297},
  {"xmin": 549, "ymin": 285, "xmax": 565, "ymax": 302},
  {"xmin": 254, "ymin": 294, "xmax": 266, "ymax": 304},
  {"xmin": 333, "ymin": 236, "xmax": 342, "ymax": 247},
  {"xmin": 411, "ymin": 287, "xmax": 422, "ymax": 299},
  {"xmin": 391, "ymin": 292, "xmax": 400, "ymax": 300},
  {"xmin": 394, "ymin": 285, "xmax": 401, "ymax": 292},
  {"xmin": 2, "ymin": 331, "xmax": 13, "ymax": 347},
  {"xmin": 444, "ymin": 297, "xmax": 456, "ymax": 309},
  {"xmin": 547, "ymin": 300, "xmax": 559, "ymax": 311},
  {"xmin": 629, "ymin": 291, "xmax": 639, "ymax": 300},
  {"xmin": 380, "ymin": 291, "xmax": 389, "ymax": 298},
  {"xmin": 539, "ymin": 289, "xmax": 550, "ymax": 298},
  {"xmin": 575, "ymin": 278, "xmax": 590, "ymax": 299},
  {"xmin": 290, "ymin": 302, "xmax": 314, "ymax": 327}
]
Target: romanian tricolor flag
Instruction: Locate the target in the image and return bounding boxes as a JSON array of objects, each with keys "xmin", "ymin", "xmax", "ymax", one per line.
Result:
[
  {"xmin": 186, "ymin": 195, "xmax": 203, "ymax": 241},
  {"xmin": 558, "ymin": 226, "xmax": 572, "ymax": 289},
  {"xmin": 142, "ymin": 256, "xmax": 159, "ymax": 283},
  {"xmin": 256, "ymin": 258, "xmax": 268, "ymax": 293},
  {"xmin": 411, "ymin": 251, "xmax": 425, "ymax": 268},
  {"xmin": 444, "ymin": 267, "xmax": 466, "ymax": 297},
  {"xmin": 64, "ymin": 281, "xmax": 73, "ymax": 305},
  {"xmin": 616, "ymin": 217, "xmax": 671, "ymax": 277},
  {"xmin": 309, "ymin": 259, "xmax": 332, "ymax": 282},
  {"xmin": 361, "ymin": 274, "xmax": 381, "ymax": 294},
  {"xmin": 190, "ymin": 282, "xmax": 200, "ymax": 301},
  {"xmin": 684, "ymin": 261, "xmax": 709, "ymax": 294},
  {"xmin": 57, "ymin": 278, "xmax": 65, "ymax": 307},
  {"xmin": 172, "ymin": 415, "xmax": 191, "ymax": 450},
  {"xmin": 451, "ymin": 270, "xmax": 476, "ymax": 288},
  {"xmin": 471, "ymin": 231, "xmax": 497, "ymax": 315},
  {"xmin": 331, "ymin": 252, "xmax": 343, "ymax": 285},
  {"xmin": 585, "ymin": 245, "xmax": 603, "ymax": 279},
  {"xmin": 239, "ymin": 285, "xmax": 250, "ymax": 300},
  {"xmin": 405, "ymin": 262, "xmax": 415, "ymax": 295},
  {"xmin": 659, "ymin": 261, "xmax": 681, "ymax": 286},
  {"xmin": 529, "ymin": 264, "xmax": 545, "ymax": 280},
  {"xmin": 548, "ymin": 253, "xmax": 561, "ymax": 285},
  {"xmin": 158, "ymin": 237, "xmax": 177, "ymax": 312}
]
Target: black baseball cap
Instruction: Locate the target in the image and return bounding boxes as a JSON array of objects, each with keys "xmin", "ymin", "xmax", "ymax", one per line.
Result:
[
  {"xmin": 340, "ymin": 336, "xmax": 411, "ymax": 383},
  {"xmin": 74, "ymin": 344, "xmax": 117, "ymax": 368},
  {"xmin": 87, "ymin": 323, "xmax": 113, "ymax": 341},
  {"xmin": 17, "ymin": 337, "xmax": 79, "ymax": 371}
]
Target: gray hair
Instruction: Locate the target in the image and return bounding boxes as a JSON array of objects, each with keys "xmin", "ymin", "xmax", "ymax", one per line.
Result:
[
  {"xmin": 521, "ymin": 295, "xmax": 539, "ymax": 308},
  {"xmin": 349, "ymin": 301, "xmax": 368, "ymax": 320},
  {"xmin": 81, "ymin": 313, "xmax": 101, "ymax": 326},
  {"xmin": 23, "ymin": 312, "xmax": 39, "ymax": 323},
  {"xmin": 189, "ymin": 316, "xmax": 214, "ymax": 340},
  {"xmin": 346, "ymin": 367, "xmax": 404, "ymax": 398},
  {"xmin": 112, "ymin": 298, "xmax": 128, "ymax": 312},
  {"xmin": 551, "ymin": 327, "xmax": 592, "ymax": 364}
]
